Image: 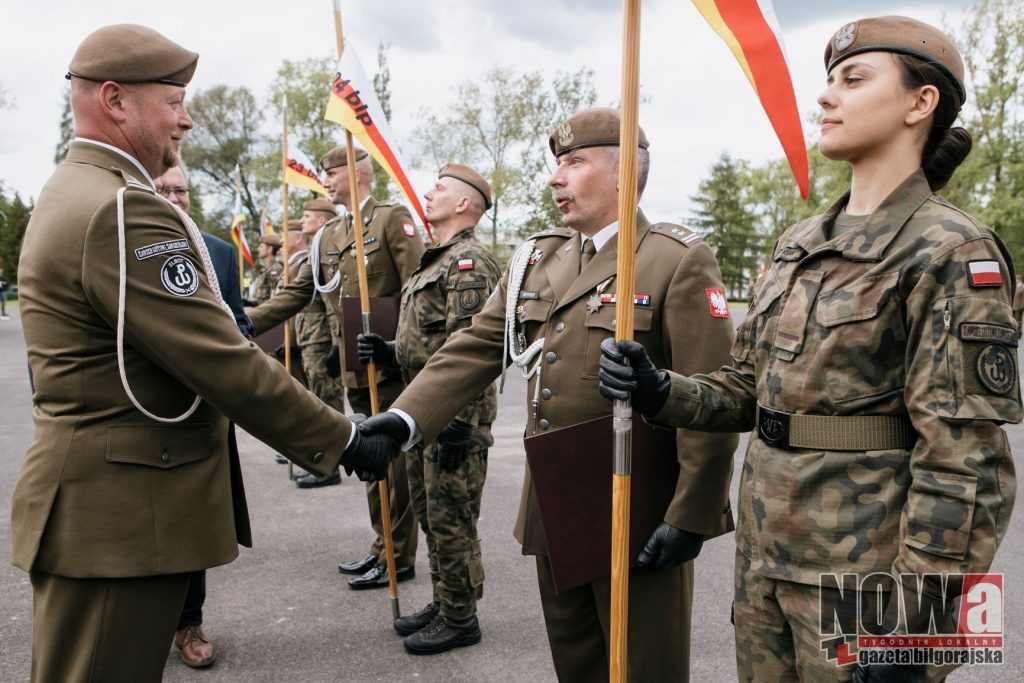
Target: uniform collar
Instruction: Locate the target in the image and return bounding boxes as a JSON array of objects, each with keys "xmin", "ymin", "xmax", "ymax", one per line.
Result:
[
  {"xmin": 589, "ymin": 220, "xmax": 619, "ymax": 253},
  {"xmin": 67, "ymin": 138, "xmax": 156, "ymax": 187},
  {"xmin": 777, "ymin": 169, "xmax": 933, "ymax": 263}
]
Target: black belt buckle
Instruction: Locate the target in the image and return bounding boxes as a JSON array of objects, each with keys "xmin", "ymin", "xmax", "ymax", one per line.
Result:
[{"xmin": 758, "ymin": 406, "xmax": 791, "ymax": 449}]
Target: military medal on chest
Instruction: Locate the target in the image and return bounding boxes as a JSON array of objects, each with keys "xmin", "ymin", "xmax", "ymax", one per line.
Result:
[{"xmin": 586, "ymin": 277, "xmax": 615, "ymax": 314}]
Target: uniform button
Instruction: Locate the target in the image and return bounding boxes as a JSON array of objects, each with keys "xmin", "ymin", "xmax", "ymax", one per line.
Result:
[
  {"xmin": 538, "ymin": 419, "xmax": 550, "ymax": 430},
  {"xmin": 312, "ymin": 452, "xmax": 324, "ymax": 464},
  {"xmin": 160, "ymin": 450, "xmax": 170, "ymax": 464},
  {"xmin": 555, "ymin": 322, "xmax": 565, "ymax": 332},
  {"xmin": 546, "ymin": 352, "xmax": 557, "ymax": 364},
  {"xmin": 541, "ymin": 388, "xmax": 552, "ymax": 400}
]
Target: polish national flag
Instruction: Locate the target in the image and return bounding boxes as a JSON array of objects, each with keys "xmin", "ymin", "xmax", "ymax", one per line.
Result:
[{"xmin": 968, "ymin": 261, "xmax": 1002, "ymax": 286}]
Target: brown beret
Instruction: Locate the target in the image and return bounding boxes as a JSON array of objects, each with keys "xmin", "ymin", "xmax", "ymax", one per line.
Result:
[
  {"xmin": 320, "ymin": 146, "xmax": 369, "ymax": 171},
  {"xmin": 824, "ymin": 16, "xmax": 965, "ymax": 105},
  {"xmin": 549, "ymin": 108, "xmax": 649, "ymax": 158},
  {"xmin": 259, "ymin": 234, "xmax": 282, "ymax": 247},
  {"xmin": 438, "ymin": 164, "xmax": 492, "ymax": 211},
  {"xmin": 303, "ymin": 199, "xmax": 337, "ymax": 216},
  {"xmin": 66, "ymin": 24, "xmax": 198, "ymax": 86},
  {"xmin": 287, "ymin": 219, "xmax": 303, "ymax": 232}
]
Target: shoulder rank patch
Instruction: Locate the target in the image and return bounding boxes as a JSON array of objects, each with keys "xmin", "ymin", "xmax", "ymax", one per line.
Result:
[
  {"xmin": 706, "ymin": 288, "xmax": 729, "ymax": 319},
  {"xmin": 403, "ymin": 222, "xmax": 417, "ymax": 237},
  {"xmin": 968, "ymin": 260, "xmax": 1003, "ymax": 287},
  {"xmin": 651, "ymin": 223, "xmax": 701, "ymax": 246},
  {"xmin": 458, "ymin": 258, "xmax": 474, "ymax": 271},
  {"xmin": 529, "ymin": 227, "xmax": 575, "ymax": 241},
  {"xmin": 161, "ymin": 255, "xmax": 200, "ymax": 297},
  {"xmin": 135, "ymin": 239, "xmax": 189, "ymax": 261}
]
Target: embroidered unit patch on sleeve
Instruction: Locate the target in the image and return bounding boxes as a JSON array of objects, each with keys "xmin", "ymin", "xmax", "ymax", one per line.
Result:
[
  {"xmin": 706, "ymin": 288, "xmax": 729, "ymax": 318},
  {"xmin": 968, "ymin": 260, "xmax": 1003, "ymax": 287},
  {"xmin": 161, "ymin": 256, "xmax": 200, "ymax": 296},
  {"xmin": 402, "ymin": 222, "xmax": 417, "ymax": 237}
]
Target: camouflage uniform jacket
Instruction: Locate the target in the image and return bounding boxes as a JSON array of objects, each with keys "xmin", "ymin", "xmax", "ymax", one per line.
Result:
[
  {"xmin": 395, "ymin": 229, "xmax": 500, "ymax": 452},
  {"xmin": 252, "ymin": 256, "xmax": 284, "ymax": 304},
  {"xmin": 280, "ymin": 249, "xmax": 333, "ymax": 348},
  {"xmin": 652, "ymin": 170, "xmax": 1020, "ymax": 594}
]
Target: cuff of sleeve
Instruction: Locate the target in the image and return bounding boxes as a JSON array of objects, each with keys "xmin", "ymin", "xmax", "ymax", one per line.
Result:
[
  {"xmin": 650, "ymin": 373, "xmax": 701, "ymax": 427},
  {"xmin": 389, "ymin": 408, "xmax": 422, "ymax": 451}
]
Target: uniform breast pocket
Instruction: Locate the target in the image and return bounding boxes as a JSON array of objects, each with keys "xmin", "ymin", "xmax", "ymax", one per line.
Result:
[
  {"xmin": 581, "ymin": 307, "xmax": 654, "ymax": 379},
  {"xmin": 815, "ymin": 272, "xmax": 906, "ymax": 406},
  {"xmin": 363, "ymin": 242, "xmax": 384, "ymax": 278},
  {"xmin": 733, "ymin": 272, "xmax": 784, "ymax": 363}
]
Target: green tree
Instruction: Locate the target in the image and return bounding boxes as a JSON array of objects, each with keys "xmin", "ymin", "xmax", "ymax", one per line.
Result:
[
  {"xmin": 269, "ymin": 55, "xmax": 337, "ymax": 164},
  {"xmin": 415, "ymin": 67, "xmax": 597, "ymax": 251},
  {"xmin": 943, "ymin": 0, "xmax": 1024, "ymax": 265},
  {"xmin": 181, "ymin": 85, "xmax": 270, "ymax": 227},
  {"xmin": 371, "ymin": 42, "xmax": 396, "ymax": 202},
  {"xmin": 0, "ymin": 186, "xmax": 33, "ymax": 284},
  {"xmin": 54, "ymin": 85, "xmax": 73, "ymax": 165},
  {"xmin": 690, "ymin": 152, "xmax": 761, "ymax": 298}
]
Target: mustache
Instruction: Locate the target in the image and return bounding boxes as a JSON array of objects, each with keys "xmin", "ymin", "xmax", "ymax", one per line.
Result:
[{"xmin": 552, "ymin": 190, "xmax": 575, "ymax": 203}]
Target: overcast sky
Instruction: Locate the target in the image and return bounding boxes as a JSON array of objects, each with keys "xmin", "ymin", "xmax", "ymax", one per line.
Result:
[{"xmin": 0, "ymin": 0, "xmax": 969, "ymax": 222}]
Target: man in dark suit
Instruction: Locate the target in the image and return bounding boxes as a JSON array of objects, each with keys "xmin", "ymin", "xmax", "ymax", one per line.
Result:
[{"xmin": 156, "ymin": 163, "xmax": 252, "ymax": 668}]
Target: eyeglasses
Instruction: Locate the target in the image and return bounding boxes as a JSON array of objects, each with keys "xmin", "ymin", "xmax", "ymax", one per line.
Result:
[{"xmin": 158, "ymin": 187, "xmax": 190, "ymax": 197}]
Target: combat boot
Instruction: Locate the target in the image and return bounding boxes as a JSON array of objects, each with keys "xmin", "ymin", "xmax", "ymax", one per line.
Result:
[
  {"xmin": 403, "ymin": 614, "xmax": 481, "ymax": 655},
  {"xmin": 394, "ymin": 601, "xmax": 439, "ymax": 636}
]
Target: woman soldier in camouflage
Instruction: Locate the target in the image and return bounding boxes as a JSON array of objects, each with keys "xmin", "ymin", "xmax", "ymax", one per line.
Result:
[{"xmin": 599, "ymin": 15, "xmax": 1018, "ymax": 683}]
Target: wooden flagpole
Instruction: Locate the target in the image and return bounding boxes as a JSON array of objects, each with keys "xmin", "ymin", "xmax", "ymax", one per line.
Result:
[
  {"xmin": 610, "ymin": 0, "xmax": 641, "ymax": 680},
  {"xmin": 333, "ymin": 0, "xmax": 401, "ymax": 620}
]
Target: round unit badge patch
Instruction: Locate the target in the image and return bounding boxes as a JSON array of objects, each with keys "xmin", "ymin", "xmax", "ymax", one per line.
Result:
[
  {"xmin": 161, "ymin": 255, "xmax": 200, "ymax": 297},
  {"xmin": 459, "ymin": 289, "xmax": 481, "ymax": 311},
  {"xmin": 976, "ymin": 343, "xmax": 1015, "ymax": 395}
]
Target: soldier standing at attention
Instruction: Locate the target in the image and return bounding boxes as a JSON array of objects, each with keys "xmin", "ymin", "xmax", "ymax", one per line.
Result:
[
  {"xmin": 356, "ymin": 109, "xmax": 738, "ymax": 681},
  {"xmin": 292, "ymin": 199, "xmax": 347, "ymax": 488},
  {"xmin": 600, "ymin": 17, "xmax": 1019, "ymax": 683},
  {"xmin": 10, "ymin": 24, "xmax": 403, "ymax": 682},
  {"xmin": 251, "ymin": 233, "xmax": 284, "ymax": 305},
  {"xmin": 247, "ymin": 146, "xmax": 423, "ymax": 589},
  {"xmin": 357, "ymin": 164, "xmax": 500, "ymax": 654}
]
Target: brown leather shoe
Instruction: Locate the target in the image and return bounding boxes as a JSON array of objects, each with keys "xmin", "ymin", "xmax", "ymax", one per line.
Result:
[{"xmin": 174, "ymin": 625, "xmax": 216, "ymax": 668}]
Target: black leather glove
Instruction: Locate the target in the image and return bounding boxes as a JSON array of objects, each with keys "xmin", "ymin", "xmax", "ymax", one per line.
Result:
[
  {"xmin": 356, "ymin": 332, "xmax": 395, "ymax": 366},
  {"xmin": 274, "ymin": 344, "xmax": 285, "ymax": 361},
  {"xmin": 598, "ymin": 338, "xmax": 671, "ymax": 417},
  {"xmin": 241, "ymin": 297, "xmax": 258, "ymax": 307},
  {"xmin": 340, "ymin": 412, "xmax": 408, "ymax": 481},
  {"xmin": 852, "ymin": 663, "xmax": 925, "ymax": 683},
  {"xmin": 325, "ymin": 346, "xmax": 341, "ymax": 378},
  {"xmin": 636, "ymin": 522, "xmax": 704, "ymax": 570},
  {"xmin": 436, "ymin": 419, "xmax": 473, "ymax": 472}
]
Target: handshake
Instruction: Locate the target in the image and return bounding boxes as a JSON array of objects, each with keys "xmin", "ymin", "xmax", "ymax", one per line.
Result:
[{"xmin": 339, "ymin": 412, "xmax": 409, "ymax": 482}]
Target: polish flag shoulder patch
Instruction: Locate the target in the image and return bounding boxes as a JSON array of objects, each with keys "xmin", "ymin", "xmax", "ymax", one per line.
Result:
[
  {"xmin": 458, "ymin": 258, "xmax": 475, "ymax": 271},
  {"xmin": 706, "ymin": 288, "xmax": 730, "ymax": 318},
  {"xmin": 402, "ymin": 222, "xmax": 417, "ymax": 237},
  {"xmin": 968, "ymin": 260, "xmax": 1003, "ymax": 287}
]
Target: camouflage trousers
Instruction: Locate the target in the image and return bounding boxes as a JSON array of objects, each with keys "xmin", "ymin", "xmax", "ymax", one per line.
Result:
[
  {"xmin": 405, "ymin": 443, "xmax": 487, "ymax": 620},
  {"xmin": 300, "ymin": 341, "xmax": 345, "ymax": 412},
  {"xmin": 734, "ymin": 550, "xmax": 953, "ymax": 682}
]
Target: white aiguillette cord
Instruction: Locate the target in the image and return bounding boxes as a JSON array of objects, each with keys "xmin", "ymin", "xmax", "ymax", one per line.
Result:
[
  {"xmin": 311, "ymin": 222, "xmax": 341, "ymax": 294},
  {"xmin": 115, "ymin": 184, "xmax": 233, "ymax": 423},
  {"xmin": 500, "ymin": 239, "xmax": 545, "ymax": 396}
]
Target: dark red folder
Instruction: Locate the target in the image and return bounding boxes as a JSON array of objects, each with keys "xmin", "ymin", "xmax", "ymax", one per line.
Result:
[
  {"xmin": 524, "ymin": 415, "xmax": 680, "ymax": 593},
  {"xmin": 340, "ymin": 297, "xmax": 400, "ymax": 372}
]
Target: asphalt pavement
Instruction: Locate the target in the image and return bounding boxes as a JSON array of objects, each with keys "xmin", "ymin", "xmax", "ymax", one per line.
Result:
[{"xmin": 0, "ymin": 302, "xmax": 1019, "ymax": 681}]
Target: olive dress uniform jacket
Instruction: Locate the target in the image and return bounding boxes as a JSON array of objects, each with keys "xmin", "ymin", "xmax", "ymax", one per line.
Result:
[
  {"xmin": 248, "ymin": 196, "xmax": 425, "ymax": 389},
  {"xmin": 652, "ymin": 170, "xmax": 1019, "ymax": 598},
  {"xmin": 392, "ymin": 211, "xmax": 738, "ymax": 553},
  {"xmin": 11, "ymin": 141, "xmax": 351, "ymax": 578}
]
